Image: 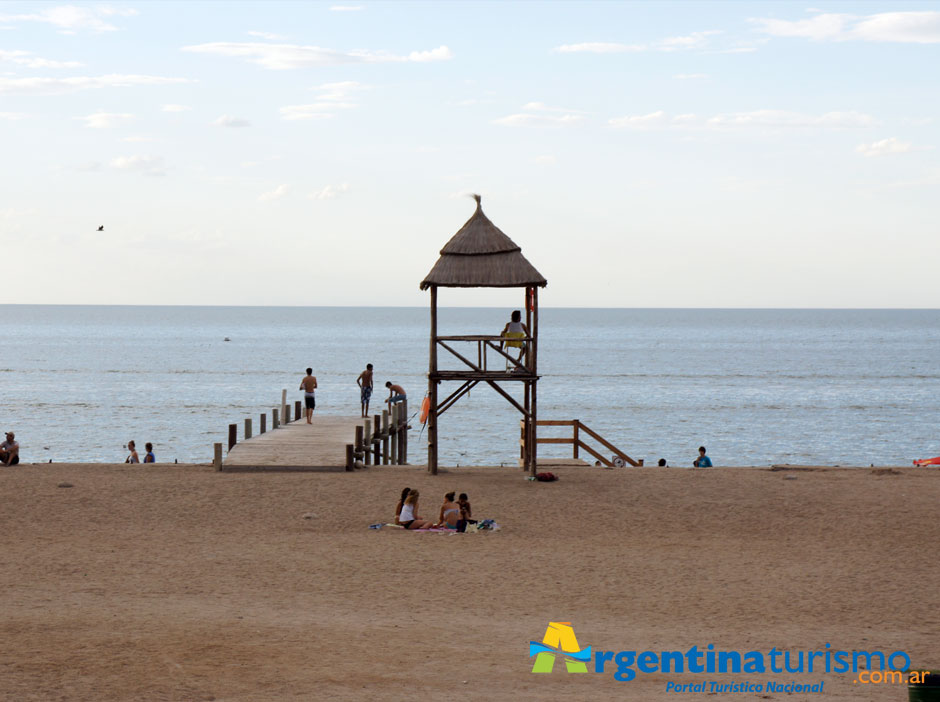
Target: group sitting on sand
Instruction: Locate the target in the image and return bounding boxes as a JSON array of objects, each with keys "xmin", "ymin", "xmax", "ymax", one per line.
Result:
[{"xmin": 394, "ymin": 488, "xmax": 475, "ymax": 532}]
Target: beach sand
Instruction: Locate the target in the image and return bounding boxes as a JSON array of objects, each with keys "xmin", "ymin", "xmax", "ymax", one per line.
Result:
[{"xmin": 1, "ymin": 463, "xmax": 937, "ymax": 701}]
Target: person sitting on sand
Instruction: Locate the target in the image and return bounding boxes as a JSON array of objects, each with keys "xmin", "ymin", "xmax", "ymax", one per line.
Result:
[
  {"xmin": 693, "ymin": 446, "xmax": 712, "ymax": 468},
  {"xmin": 456, "ymin": 492, "xmax": 476, "ymax": 532},
  {"xmin": 394, "ymin": 486, "xmax": 411, "ymax": 525},
  {"xmin": 658, "ymin": 458, "xmax": 667, "ymax": 467},
  {"xmin": 126, "ymin": 440, "xmax": 139, "ymax": 464},
  {"xmin": 398, "ymin": 489, "xmax": 434, "ymax": 530},
  {"xmin": 143, "ymin": 442, "xmax": 155, "ymax": 463},
  {"xmin": 435, "ymin": 492, "xmax": 462, "ymax": 529},
  {"xmin": 385, "ymin": 382, "xmax": 406, "ymax": 407},
  {"xmin": 1, "ymin": 431, "xmax": 19, "ymax": 466}
]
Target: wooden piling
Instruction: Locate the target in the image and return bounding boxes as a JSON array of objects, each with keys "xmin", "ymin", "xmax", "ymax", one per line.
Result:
[
  {"xmin": 281, "ymin": 389, "xmax": 287, "ymax": 427},
  {"xmin": 400, "ymin": 399, "xmax": 408, "ymax": 464},
  {"xmin": 272, "ymin": 408, "xmax": 279, "ymax": 429},
  {"xmin": 228, "ymin": 423, "xmax": 237, "ymax": 452},
  {"xmin": 363, "ymin": 419, "xmax": 372, "ymax": 465},
  {"xmin": 345, "ymin": 444, "xmax": 354, "ymax": 471},
  {"xmin": 390, "ymin": 405, "xmax": 399, "ymax": 465},
  {"xmin": 354, "ymin": 425, "xmax": 364, "ymax": 467},
  {"xmin": 382, "ymin": 410, "xmax": 390, "ymax": 464},
  {"xmin": 244, "ymin": 417, "xmax": 252, "ymax": 440},
  {"xmin": 213, "ymin": 442, "xmax": 223, "ymax": 470},
  {"xmin": 260, "ymin": 413, "xmax": 266, "ymax": 434},
  {"xmin": 373, "ymin": 414, "xmax": 381, "ymax": 464},
  {"xmin": 295, "ymin": 400, "xmax": 301, "ymax": 421}
]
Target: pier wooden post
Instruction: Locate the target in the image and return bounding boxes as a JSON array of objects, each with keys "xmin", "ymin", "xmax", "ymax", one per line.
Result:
[
  {"xmin": 390, "ymin": 405, "xmax": 399, "ymax": 465},
  {"xmin": 281, "ymin": 389, "xmax": 287, "ymax": 427},
  {"xmin": 400, "ymin": 399, "xmax": 408, "ymax": 465},
  {"xmin": 374, "ymin": 414, "xmax": 381, "ymax": 464},
  {"xmin": 573, "ymin": 419, "xmax": 580, "ymax": 459},
  {"xmin": 260, "ymin": 413, "xmax": 266, "ymax": 434},
  {"xmin": 295, "ymin": 400, "xmax": 301, "ymax": 421},
  {"xmin": 428, "ymin": 286, "xmax": 438, "ymax": 475},
  {"xmin": 228, "ymin": 423, "xmax": 237, "ymax": 452},
  {"xmin": 382, "ymin": 410, "xmax": 390, "ymax": 464},
  {"xmin": 213, "ymin": 442, "xmax": 223, "ymax": 470},
  {"xmin": 354, "ymin": 425, "xmax": 364, "ymax": 468},
  {"xmin": 244, "ymin": 417, "xmax": 252, "ymax": 441},
  {"xmin": 363, "ymin": 419, "xmax": 372, "ymax": 465},
  {"xmin": 272, "ymin": 408, "xmax": 279, "ymax": 429},
  {"xmin": 345, "ymin": 444, "xmax": 354, "ymax": 471}
]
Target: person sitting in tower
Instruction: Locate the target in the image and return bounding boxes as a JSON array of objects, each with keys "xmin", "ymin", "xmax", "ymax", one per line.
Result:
[{"xmin": 500, "ymin": 309, "xmax": 529, "ymax": 366}]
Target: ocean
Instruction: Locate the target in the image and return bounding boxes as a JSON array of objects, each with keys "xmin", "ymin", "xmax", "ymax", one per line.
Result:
[{"xmin": 1, "ymin": 305, "xmax": 938, "ymax": 466}]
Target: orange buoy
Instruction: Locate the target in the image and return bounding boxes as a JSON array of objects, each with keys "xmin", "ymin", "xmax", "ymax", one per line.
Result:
[{"xmin": 420, "ymin": 396, "xmax": 431, "ymax": 424}]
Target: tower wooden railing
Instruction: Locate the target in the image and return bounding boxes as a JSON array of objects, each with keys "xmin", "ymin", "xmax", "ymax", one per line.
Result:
[{"xmin": 521, "ymin": 419, "xmax": 642, "ymax": 467}]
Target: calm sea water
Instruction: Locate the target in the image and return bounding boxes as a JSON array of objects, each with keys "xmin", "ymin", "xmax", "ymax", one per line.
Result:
[{"xmin": 1, "ymin": 306, "xmax": 938, "ymax": 466}]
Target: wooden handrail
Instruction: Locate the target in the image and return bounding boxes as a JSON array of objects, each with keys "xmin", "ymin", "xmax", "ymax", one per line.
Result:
[{"xmin": 527, "ymin": 419, "xmax": 641, "ymax": 467}]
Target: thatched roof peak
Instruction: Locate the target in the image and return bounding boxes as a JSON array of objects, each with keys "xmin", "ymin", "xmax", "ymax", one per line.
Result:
[{"xmin": 420, "ymin": 196, "xmax": 547, "ymax": 289}]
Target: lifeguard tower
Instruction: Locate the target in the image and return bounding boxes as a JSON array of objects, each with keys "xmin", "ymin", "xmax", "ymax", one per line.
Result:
[{"xmin": 420, "ymin": 195, "xmax": 547, "ymax": 476}]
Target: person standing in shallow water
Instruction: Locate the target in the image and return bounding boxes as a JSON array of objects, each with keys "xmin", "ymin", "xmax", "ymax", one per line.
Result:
[{"xmin": 299, "ymin": 368, "xmax": 318, "ymax": 424}]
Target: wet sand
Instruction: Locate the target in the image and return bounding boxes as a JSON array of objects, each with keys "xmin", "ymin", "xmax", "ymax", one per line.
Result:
[{"xmin": 1, "ymin": 463, "xmax": 937, "ymax": 701}]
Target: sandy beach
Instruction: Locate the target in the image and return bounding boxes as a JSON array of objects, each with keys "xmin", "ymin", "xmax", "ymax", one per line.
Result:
[{"xmin": 1, "ymin": 462, "xmax": 937, "ymax": 701}]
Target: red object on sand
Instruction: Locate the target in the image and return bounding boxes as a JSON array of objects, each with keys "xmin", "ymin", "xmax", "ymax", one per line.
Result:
[{"xmin": 913, "ymin": 456, "xmax": 940, "ymax": 466}]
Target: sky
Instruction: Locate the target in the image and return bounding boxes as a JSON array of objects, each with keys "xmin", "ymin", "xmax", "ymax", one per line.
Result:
[{"xmin": 1, "ymin": 0, "xmax": 938, "ymax": 308}]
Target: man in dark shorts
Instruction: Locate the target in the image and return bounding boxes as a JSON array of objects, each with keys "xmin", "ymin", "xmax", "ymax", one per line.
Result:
[
  {"xmin": 357, "ymin": 363, "xmax": 374, "ymax": 418},
  {"xmin": 299, "ymin": 368, "xmax": 318, "ymax": 424},
  {"xmin": 1, "ymin": 432, "xmax": 20, "ymax": 465}
]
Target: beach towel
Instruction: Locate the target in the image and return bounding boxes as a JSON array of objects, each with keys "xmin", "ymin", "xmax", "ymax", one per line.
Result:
[
  {"xmin": 913, "ymin": 456, "xmax": 940, "ymax": 466},
  {"xmin": 536, "ymin": 471, "xmax": 558, "ymax": 482}
]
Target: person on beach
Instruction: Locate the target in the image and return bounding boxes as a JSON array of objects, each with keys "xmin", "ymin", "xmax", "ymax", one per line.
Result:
[
  {"xmin": 394, "ymin": 486, "xmax": 411, "ymax": 525},
  {"xmin": 357, "ymin": 364, "xmax": 374, "ymax": 418},
  {"xmin": 456, "ymin": 492, "xmax": 475, "ymax": 532},
  {"xmin": 658, "ymin": 458, "xmax": 667, "ymax": 467},
  {"xmin": 398, "ymin": 489, "xmax": 434, "ymax": 530},
  {"xmin": 500, "ymin": 310, "xmax": 529, "ymax": 364},
  {"xmin": 299, "ymin": 368, "xmax": 318, "ymax": 424},
  {"xmin": 143, "ymin": 443, "xmax": 155, "ymax": 463},
  {"xmin": 125, "ymin": 440, "xmax": 139, "ymax": 464},
  {"xmin": 693, "ymin": 446, "xmax": 712, "ymax": 468},
  {"xmin": 1, "ymin": 432, "xmax": 19, "ymax": 466},
  {"xmin": 435, "ymin": 492, "xmax": 462, "ymax": 529},
  {"xmin": 385, "ymin": 382, "xmax": 406, "ymax": 408}
]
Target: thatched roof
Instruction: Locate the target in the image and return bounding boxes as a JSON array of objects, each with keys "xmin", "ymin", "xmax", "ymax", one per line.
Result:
[{"xmin": 420, "ymin": 195, "xmax": 547, "ymax": 289}]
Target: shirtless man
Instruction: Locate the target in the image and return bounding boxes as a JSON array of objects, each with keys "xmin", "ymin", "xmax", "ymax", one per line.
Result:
[
  {"xmin": 299, "ymin": 368, "xmax": 318, "ymax": 424},
  {"xmin": 357, "ymin": 363, "xmax": 374, "ymax": 418},
  {"xmin": 385, "ymin": 381, "xmax": 406, "ymax": 408},
  {"xmin": 1, "ymin": 432, "xmax": 19, "ymax": 466}
]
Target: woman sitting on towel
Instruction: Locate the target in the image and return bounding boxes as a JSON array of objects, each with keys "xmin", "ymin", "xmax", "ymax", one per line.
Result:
[
  {"xmin": 398, "ymin": 489, "xmax": 434, "ymax": 530},
  {"xmin": 435, "ymin": 491, "xmax": 462, "ymax": 529},
  {"xmin": 395, "ymin": 487, "xmax": 411, "ymax": 525}
]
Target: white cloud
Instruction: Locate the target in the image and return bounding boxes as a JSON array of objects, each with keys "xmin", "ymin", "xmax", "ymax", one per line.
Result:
[
  {"xmin": 0, "ymin": 5, "xmax": 138, "ymax": 33},
  {"xmin": 0, "ymin": 49, "xmax": 81, "ymax": 69},
  {"xmin": 0, "ymin": 111, "xmax": 27, "ymax": 120},
  {"xmin": 751, "ymin": 11, "xmax": 940, "ymax": 43},
  {"xmin": 554, "ymin": 42, "xmax": 644, "ymax": 53},
  {"xmin": 674, "ymin": 73, "xmax": 708, "ymax": 80},
  {"xmin": 608, "ymin": 109, "xmax": 877, "ymax": 130},
  {"xmin": 212, "ymin": 115, "xmax": 250, "ymax": 127},
  {"xmin": 280, "ymin": 81, "xmax": 365, "ymax": 119},
  {"xmin": 856, "ymin": 137, "xmax": 914, "ymax": 157},
  {"xmin": 659, "ymin": 30, "xmax": 721, "ymax": 51},
  {"xmin": 182, "ymin": 41, "xmax": 453, "ymax": 70},
  {"xmin": 80, "ymin": 111, "xmax": 133, "ymax": 128},
  {"xmin": 247, "ymin": 30, "xmax": 286, "ymax": 40},
  {"xmin": 161, "ymin": 104, "xmax": 191, "ymax": 112},
  {"xmin": 522, "ymin": 101, "xmax": 588, "ymax": 114},
  {"xmin": 258, "ymin": 184, "xmax": 289, "ymax": 202},
  {"xmin": 330, "ymin": 5, "xmax": 363, "ymax": 11},
  {"xmin": 309, "ymin": 183, "xmax": 350, "ymax": 200},
  {"xmin": 110, "ymin": 155, "xmax": 165, "ymax": 176},
  {"xmin": 493, "ymin": 113, "xmax": 584, "ymax": 127},
  {"xmin": 0, "ymin": 74, "xmax": 191, "ymax": 96}
]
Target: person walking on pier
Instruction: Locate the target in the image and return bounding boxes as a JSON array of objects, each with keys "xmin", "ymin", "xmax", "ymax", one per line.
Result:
[
  {"xmin": 300, "ymin": 368, "xmax": 318, "ymax": 424},
  {"xmin": 357, "ymin": 363, "xmax": 374, "ymax": 418}
]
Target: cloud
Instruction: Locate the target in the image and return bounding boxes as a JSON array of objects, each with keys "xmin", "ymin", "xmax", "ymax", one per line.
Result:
[
  {"xmin": 247, "ymin": 30, "xmax": 286, "ymax": 40},
  {"xmin": 493, "ymin": 102, "xmax": 586, "ymax": 127},
  {"xmin": 554, "ymin": 42, "xmax": 644, "ymax": 53},
  {"xmin": 110, "ymin": 154, "xmax": 165, "ymax": 176},
  {"xmin": 0, "ymin": 49, "xmax": 81, "ymax": 69},
  {"xmin": 309, "ymin": 183, "xmax": 350, "ymax": 200},
  {"xmin": 0, "ymin": 5, "xmax": 138, "ymax": 33},
  {"xmin": 856, "ymin": 137, "xmax": 914, "ymax": 157},
  {"xmin": 212, "ymin": 115, "xmax": 250, "ymax": 127},
  {"xmin": 161, "ymin": 103, "xmax": 191, "ymax": 112},
  {"xmin": 608, "ymin": 109, "xmax": 877, "ymax": 130},
  {"xmin": 280, "ymin": 80, "xmax": 365, "ymax": 119},
  {"xmin": 751, "ymin": 11, "xmax": 940, "ymax": 43},
  {"xmin": 659, "ymin": 30, "xmax": 721, "ymax": 51},
  {"xmin": 182, "ymin": 41, "xmax": 453, "ymax": 69},
  {"xmin": 0, "ymin": 111, "xmax": 27, "ymax": 120},
  {"xmin": 80, "ymin": 111, "xmax": 133, "ymax": 128},
  {"xmin": 258, "ymin": 184, "xmax": 289, "ymax": 202},
  {"xmin": 0, "ymin": 73, "xmax": 191, "ymax": 96},
  {"xmin": 330, "ymin": 5, "xmax": 363, "ymax": 10}
]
